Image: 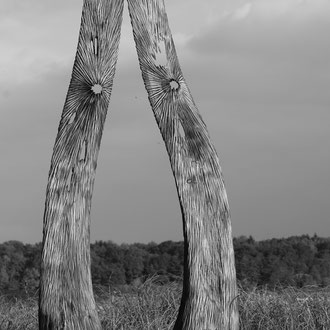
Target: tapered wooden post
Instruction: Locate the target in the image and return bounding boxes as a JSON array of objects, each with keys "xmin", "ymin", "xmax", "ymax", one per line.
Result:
[
  {"xmin": 39, "ymin": 0, "xmax": 124, "ymax": 328},
  {"xmin": 127, "ymin": 0, "xmax": 239, "ymax": 329}
]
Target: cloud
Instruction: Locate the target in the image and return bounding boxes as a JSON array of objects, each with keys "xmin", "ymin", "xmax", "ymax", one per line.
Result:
[
  {"xmin": 250, "ymin": 0, "xmax": 300, "ymax": 19},
  {"xmin": 189, "ymin": 0, "xmax": 330, "ymax": 56},
  {"xmin": 182, "ymin": 0, "xmax": 330, "ymax": 107},
  {"xmin": 231, "ymin": 3, "xmax": 252, "ymax": 20},
  {"xmin": 1, "ymin": 0, "xmax": 330, "ymax": 243},
  {"xmin": 227, "ymin": 0, "xmax": 330, "ymax": 21},
  {"xmin": 0, "ymin": 1, "xmax": 80, "ymax": 84}
]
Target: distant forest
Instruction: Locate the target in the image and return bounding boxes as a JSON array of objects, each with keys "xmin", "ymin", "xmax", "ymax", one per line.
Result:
[{"xmin": 1, "ymin": 235, "xmax": 330, "ymax": 296}]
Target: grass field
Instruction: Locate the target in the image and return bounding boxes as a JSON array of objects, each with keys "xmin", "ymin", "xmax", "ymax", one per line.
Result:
[{"xmin": 1, "ymin": 278, "xmax": 330, "ymax": 329}]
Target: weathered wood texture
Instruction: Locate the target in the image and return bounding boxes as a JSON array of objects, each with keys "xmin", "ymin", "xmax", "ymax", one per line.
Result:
[
  {"xmin": 39, "ymin": 0, "xmax": 124, "ymax": 329},
  {"xmin": 127, "ymin": 0, "xmax": 239, "ymax": 329}
]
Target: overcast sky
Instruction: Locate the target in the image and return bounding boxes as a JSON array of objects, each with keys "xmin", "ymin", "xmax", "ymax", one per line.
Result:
[{"xmin": 0, "ymin": 0, "xmax": 329, "ymax": 244}]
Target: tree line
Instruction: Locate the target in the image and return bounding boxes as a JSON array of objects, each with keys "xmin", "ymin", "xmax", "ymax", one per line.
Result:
[{"xmin": 0, "ymin": 234, "xmax": 329, "ymax": 296}]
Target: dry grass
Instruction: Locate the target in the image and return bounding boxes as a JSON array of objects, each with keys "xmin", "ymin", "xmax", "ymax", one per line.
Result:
[
  {"xmin": 0, "ymin": 295, "xmax": 38, "ymax": 330},
  {"xmin": 239, "ymin": 285, "xmax": 330, "ymax": 329},
  {"xmin": 94, "ymin": 276, "xmax": 180, "ymax": 329},
  {"xmin": 1, "ymin": 278, "xmax": 330, "ymax": 329}
]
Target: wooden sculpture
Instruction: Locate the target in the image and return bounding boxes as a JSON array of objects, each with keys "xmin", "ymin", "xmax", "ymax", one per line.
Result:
[{"xmin": 39, "ymin": 1, "xmax": 238, "ymax": 329}]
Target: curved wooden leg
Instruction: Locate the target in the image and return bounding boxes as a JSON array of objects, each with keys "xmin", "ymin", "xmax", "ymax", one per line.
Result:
[
  {"xmin": 39, "ymin": 1, "xmax": 124, "ymax": 328},
  {"xmin": 127, "ymin": 1, "xmax": 239, "ymax": 329}
]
